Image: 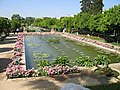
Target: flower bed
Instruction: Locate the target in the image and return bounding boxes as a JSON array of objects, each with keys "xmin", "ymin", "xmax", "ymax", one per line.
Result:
[{"xmin": 6, "ymin": 33, "xmax": 80, "ymax": 78}]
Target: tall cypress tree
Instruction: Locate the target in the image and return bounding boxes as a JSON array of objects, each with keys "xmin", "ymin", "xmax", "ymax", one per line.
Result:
[
  {"xmin": 80, "ymin": 0, "xmax": 92, "ymax": 14},
  {"xmin": 80, "ymin": 0, "xmax": 104, "ymax": 15},
  {"xmin": 91, "ymin": 0, "xmax": 104, "ymax": 14}
]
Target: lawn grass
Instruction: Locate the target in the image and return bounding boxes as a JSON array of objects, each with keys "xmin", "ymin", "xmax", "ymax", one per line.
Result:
[
  {"xmin": 86, "ymin": 83, "xmax": 120, "ymax": 90},
  {"xmin": 112, "ymin": 42, "xmax": 120, "ymax": 47}
]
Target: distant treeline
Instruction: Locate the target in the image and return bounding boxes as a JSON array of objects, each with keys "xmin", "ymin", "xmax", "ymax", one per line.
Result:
[{"xmin": 0, "ymin": 4, "xmax": 120, "ymax": 42}]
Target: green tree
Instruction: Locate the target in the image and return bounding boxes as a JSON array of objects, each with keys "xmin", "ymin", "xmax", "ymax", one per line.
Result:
[
  {"xmin": 0, "ymin": 17, "xmax": 11, "ymax": 37},
  {"xmin": 11, "ymin": 14, "xmax": 22, "ymax": 32},
  {"xmin": 91, "ymin": 0, "xmax": 104, "ymax": 14},
  {"xmin": 77, "ymin": 13, "xmax": 91, "ymax": 31},
  {"xmin": 26, "ymin": 17, "xmax": 35, "ymax": 26},
  {"xmin": 80, "ymin": 0, "xmax": 92, "ymax": 14},
  {"xmin": 80, "ymin": 0, "xmax": 104, "ymax": 15}
]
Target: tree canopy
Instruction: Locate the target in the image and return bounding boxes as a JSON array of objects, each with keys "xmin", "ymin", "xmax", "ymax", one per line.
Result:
[{"xmin": 80, "ymin": 0, "xmax": 104, "ymax": 15}]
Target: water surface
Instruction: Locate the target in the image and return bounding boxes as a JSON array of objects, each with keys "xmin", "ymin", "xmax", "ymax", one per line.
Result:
[{"xmin": 24, "ymin": 34, "xmax": 117, "ymax": 69}]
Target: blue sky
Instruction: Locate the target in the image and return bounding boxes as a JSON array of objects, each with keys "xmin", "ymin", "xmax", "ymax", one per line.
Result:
[{"xmin": 0, "ymin": 0, "xmax": 120, "ymax": 19}]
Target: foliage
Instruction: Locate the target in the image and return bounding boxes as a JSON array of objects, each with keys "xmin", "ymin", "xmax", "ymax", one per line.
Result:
[
  {"xmin": 27, "ymin": 43, "xmax": 39, "ymax": 47},
  {"xmin": 26, "ymin": 17, "xmax": 35, "ymax": 26},
  {"xmin": 11, "ymin": 14, "xmax": 22, "ymax": 30},
  {"xmin": 48, "ymin": 38, "xmax": 60, "ymax": 43},
  {"xmin": 33, "ymin": 52, "xmax": 50, "ymax": 60},
  {"xmin": 80, "ymin": 0, "xmax": 92, "ymax": 14},
  {"xmin": 37, "ymin": 60, "xmax": 50, "ymax": 67},
  {"xmin": 75, "ymin": 55, "xmax": 110, "ymax": 67},
  {"xmin": 80, "ymin": 0, "xmax": 104, "ymax": 15},
  {"xmin": 95, "ymin": 66, "xmax": 119, "ymax": 78},
  {"xmin": 33, "ymin": 17, "xmax": 58, "ymax": 29},
  {"xmin": 76, "ymin": 56, "xmax": 94, "ymax": 67},
  {"xmin": 91, "ymin": 0, "xmax": 104, "ymax": 14},
  {"xmin": 27, "ymin": 29, "xmax": 36, "ymax": 32},
  {"xmin": 0, "ymin": 17, "xmax": 11, "ymax": 36},
  {"xmin": 53, "ymin": 56, "xmax": 70, "ymax": 66},
  {"xmin": 94, "ymin": 55, "xmax": 110, "ymax": 67}
]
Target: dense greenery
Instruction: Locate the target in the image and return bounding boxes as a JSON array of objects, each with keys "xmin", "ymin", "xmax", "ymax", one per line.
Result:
[
  {"xmin": 76, "ymin": 56, "xmax": 93, "ymax": 67},
  {"xmin": 0, "ymin": 17, "xmax": 11, "ymax": 37},
  {"xmin": 75, "ymin": 55, "xmax": 110, "ymax": 67},
  {"xmin": 0, "ymin": 14, "xmax": 35, "ymax": 38}
]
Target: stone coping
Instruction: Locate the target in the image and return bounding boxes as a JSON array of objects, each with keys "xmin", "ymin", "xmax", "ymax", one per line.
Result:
[{"xmin": 21, "ymin": 37, "xmax": 26, "ymax": 70}]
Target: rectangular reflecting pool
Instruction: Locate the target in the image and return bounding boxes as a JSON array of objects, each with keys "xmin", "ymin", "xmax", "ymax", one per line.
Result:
[{"xmin": 24, "ymin": 34, "xmax": 118, "ymax": 69}]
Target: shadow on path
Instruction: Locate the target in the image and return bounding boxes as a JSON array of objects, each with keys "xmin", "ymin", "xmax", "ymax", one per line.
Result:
[
  {"xmin": 0, "ymin": 58, "xmax": 12, "ymax": 73},
  {"xmin": 24, "ymin": 78, "xmax": 60, "ymax": 90},
  {"xmin": 0, "ymin": 48, "xmax": 13, "ymax": 53},
  {"xmin": 0, "ymin": 34, "xmax": 17, "ymax": 44},
  {"xmin": 0, "ymin": 40, "xmax": 16, "ymax": 44},
  {"xmin": 23, "ymin": 69, "xmax": 115, "ymax": 90}
]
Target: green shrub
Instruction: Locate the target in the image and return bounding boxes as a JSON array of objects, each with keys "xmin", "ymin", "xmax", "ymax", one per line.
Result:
[
  {"xmin": 95, "ymin": 66, "xmax": 119, "ymax": 78},
  {"xmin": 75, "ymin": 56, "xmax": 94, "ymax": 67},
  {"xmin": 37, "ymin": 60, "xmax": 50, "ymax": 67},
  {"xmin": 94, "ymin": 55, "xmax": 110, "ymax": 67},
  {"xmin": 53, "ymin": 56, "xmax": 70, "ymax": 66}
]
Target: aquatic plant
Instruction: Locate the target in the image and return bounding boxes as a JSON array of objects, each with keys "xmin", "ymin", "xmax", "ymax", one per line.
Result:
[
  {"xmin": 27, "ymin": 43, "xmax": 40, "ymax": 47},
  {"xmin": 48, "ymin": 38, "xmax": 60, "ymax": 43},
  {"xmin": 33, "ymin": 52, "xmax": 50, "ymax": 60}
]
